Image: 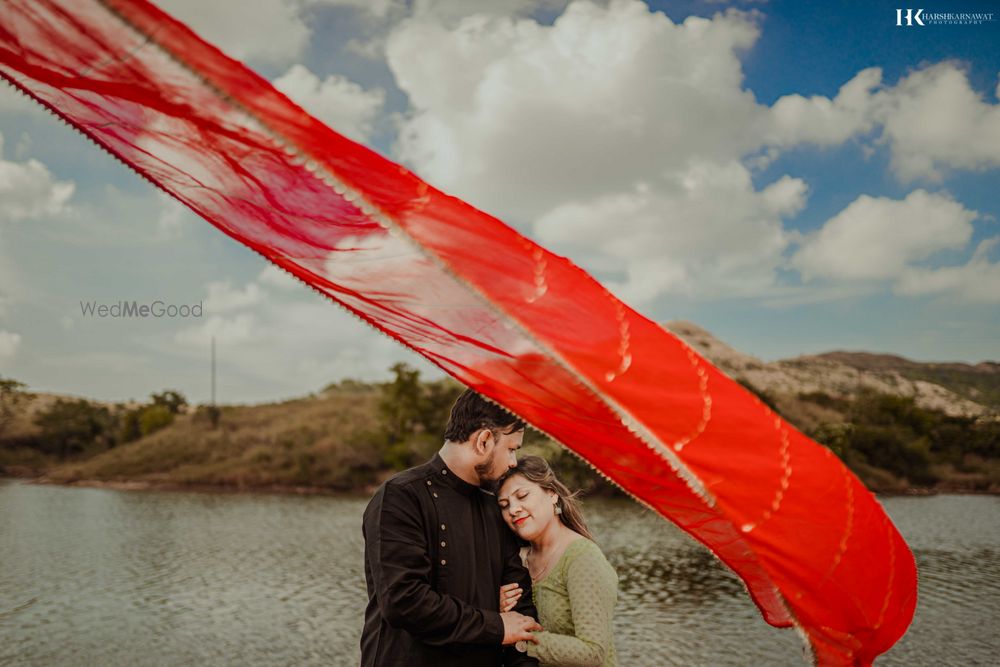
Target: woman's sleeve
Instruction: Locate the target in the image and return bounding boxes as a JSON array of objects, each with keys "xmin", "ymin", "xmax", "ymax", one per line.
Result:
[{"xmin": 526, "ymin": 544, "xmax": 618, "ymax": 667}]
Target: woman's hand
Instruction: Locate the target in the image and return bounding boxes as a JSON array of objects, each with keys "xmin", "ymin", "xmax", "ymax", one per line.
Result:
[{"xmin": 499, "ymin": 582, "xmax": 523, "ymax": 612}]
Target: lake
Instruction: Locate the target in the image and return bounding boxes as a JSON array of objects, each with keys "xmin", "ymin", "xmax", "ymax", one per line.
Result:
[{"xmin": 0, "ymin": 480, "xmax": 997, "ymax": 665}]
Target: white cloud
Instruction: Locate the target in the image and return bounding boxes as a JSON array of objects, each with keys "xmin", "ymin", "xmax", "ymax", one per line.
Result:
[
  {"xmin": 411, "ymin": 0, "xmax": 571, "ymax": 23},
  {"xmin": 167, "ymin": 262, "xmax": 433, "ymax": 394},
  {"xmin": 317, "ymin": 0, "xmax": 569, "ymax": 23},
  {"xmin": 749, "ymin": 45, "xmax": 1000, "ymax": 188},
  {"xmin": 388, "ymin": 1, "xmax": 768, "ymax": 222},
  {"xmin": 243, "ymin": 297, "xmax": 434, "ymax": 388},
  {"xmin": 0, "ymin": 133, "xmax": 74, "ymax": 220},
  {"xmin": 175, "ymin": 313, "xmax": 257, "ymax": 346},
  {"xmin": 0, "ymin": 235, "xmax": 13, "ymax": 317},
  {"xmin": 792, "ymin": 190, "xmax": 978, "ymax": 282},
  {"xmin": 0, "ymin": 86, "xmax": 52, "ymax": 124},
  {"xmin": 766, "ymin": 67, "xmax": 882, "ymax": 147},
  {"xmin": 875, "ymin": 63, "xmax": 1000, "ymax": 182},
  {"xmin": 203, "ymin": 280, "xmax": 263, "ymax": 313},
  {"xmin": 535, "ymin": 162, "xmax": 806, "ymax": 301},
  {"xmin": 0, "ymin": 330, "xmax": 21, "ymax": 359},
  {"xmin": 895, "ymin": 238, "xmax": 1000, "ymax": 304},
  {"xmin": 385, "ymin": 1, "xmax": 825, "ymax": 301},
  {"xmin": 306, "ymin": 0, "xmax": 405, "ymax": 19},
  {"xmin": 272, "ymin": 64, "xmax": 385, "ymax": 143},
  {"xmin": 258, "ymin": 264, "xmax": 303, "ymax": 290},
  {"xmin": 154, "ymin": 194, "xmax": 193, "ymax": 240},
  {"xmin": 157, "ymin": 0, "xmax": 311, "ymax": 64},
  {"xmin": 311, "ymin": 0, "xmax": 571, "ymax": 62},
  {"xmin": 0, "ymin": 85, "xmax": 35, "ymax": 114},
  {"xmin": 40, "ymin": 185, "xmax": 191, "ymax": 247},
  {"xmin": 380, "ymin": 1, "xmax": 1000, "ymax": 308}
]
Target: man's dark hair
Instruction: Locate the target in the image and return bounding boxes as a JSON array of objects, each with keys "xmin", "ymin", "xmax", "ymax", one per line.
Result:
[{"xmin": 443, "ymin": 389, "xmax": 525, "ymax": 443}]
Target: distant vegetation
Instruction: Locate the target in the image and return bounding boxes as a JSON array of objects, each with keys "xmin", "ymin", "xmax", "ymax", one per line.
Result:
[
  {"xmin": 744, "ymin": 384, "xmax": 1000, "ymax": 493},
  {"xmin": 0, "ymin": 383, "xmax": 189, "ymax": 464},
  {"xmin": 0, "ymin": 377, "xmax": 27, "ymax": 440},
  {"xmin": 1, "ymin": 368, "xmax": 997, "ymax": 495}
]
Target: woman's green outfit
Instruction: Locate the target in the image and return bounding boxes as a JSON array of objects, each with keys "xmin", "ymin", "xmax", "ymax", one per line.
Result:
[{"xmin": 525, "ymin": 538, "xmax": 618, "ymax": 667}]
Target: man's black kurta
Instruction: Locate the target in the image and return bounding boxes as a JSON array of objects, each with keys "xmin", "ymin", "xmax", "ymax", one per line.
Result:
[{"xmin": 361, "ymin": 454, "xmax": 539, "ymax": 667}]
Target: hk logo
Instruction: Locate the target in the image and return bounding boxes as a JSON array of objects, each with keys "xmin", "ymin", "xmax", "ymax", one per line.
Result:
[{"xmin": 896, "ymin": 8, "xmax": 925, "ymax": 26}]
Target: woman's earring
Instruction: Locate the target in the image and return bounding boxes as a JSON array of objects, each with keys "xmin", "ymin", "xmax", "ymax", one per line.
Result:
[{"xmin": 554, "ymin": 504, "xmax": 563, "ymax": 516}]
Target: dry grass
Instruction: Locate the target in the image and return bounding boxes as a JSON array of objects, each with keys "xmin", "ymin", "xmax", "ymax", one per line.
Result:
[{"xmin": 45, "ymin": 386, "xmax": 385, "ymax": 492}]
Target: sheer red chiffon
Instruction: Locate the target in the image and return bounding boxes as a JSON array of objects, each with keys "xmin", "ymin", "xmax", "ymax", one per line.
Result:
[{"xmin": 0, "ymin": 2, "xmax": 916, "ymax": 663}]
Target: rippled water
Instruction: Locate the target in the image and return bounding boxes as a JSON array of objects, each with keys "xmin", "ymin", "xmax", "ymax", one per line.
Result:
[{"xmin": 1, "ymin": 480, "xmax": 997, "ymax": 665}]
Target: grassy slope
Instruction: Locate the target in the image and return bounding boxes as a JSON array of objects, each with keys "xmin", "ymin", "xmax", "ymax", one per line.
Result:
[
  {"xmin": 42, "ymin": 386, "xmax": 386, "ymax": 492},
  {"xmin": 10, "ymin": 380, "xmax": 999, "ymax": 495}
]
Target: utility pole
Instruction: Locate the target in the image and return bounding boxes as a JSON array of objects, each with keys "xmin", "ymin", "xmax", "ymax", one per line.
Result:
[{"xmin": 210, "ymin": 335, "xmax": 220, "ymax": 428}]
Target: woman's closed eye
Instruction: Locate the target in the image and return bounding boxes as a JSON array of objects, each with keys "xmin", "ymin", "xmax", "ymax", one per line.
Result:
[{"xmin": 500, "ymin": 491, "xmax": 528, "ymax": 505}]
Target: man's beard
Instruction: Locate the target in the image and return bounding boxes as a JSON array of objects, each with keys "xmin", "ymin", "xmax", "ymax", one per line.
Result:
[{"xmin": 474, "ymin": 446, "xmax": 498, "ymax": 487}]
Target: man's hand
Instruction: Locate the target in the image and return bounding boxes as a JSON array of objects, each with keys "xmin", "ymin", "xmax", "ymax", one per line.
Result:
[
  {"xmin": 499, "ymin": 583, "xmax": 523, "ymax": 612},
  {"xmin": 500, "ymin": 611, "xmax": 542, "ymax": 645}
]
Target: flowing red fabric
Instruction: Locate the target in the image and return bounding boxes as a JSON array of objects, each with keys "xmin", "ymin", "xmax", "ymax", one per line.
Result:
[{"xmin": 0, "ymin": 1, "xmax": 916, "ymax": 663}]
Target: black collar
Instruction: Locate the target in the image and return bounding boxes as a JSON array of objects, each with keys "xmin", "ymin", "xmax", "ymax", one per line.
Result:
[{"xmin": 429, "ymin": 453, "xmax": 480, "ymax": 497}]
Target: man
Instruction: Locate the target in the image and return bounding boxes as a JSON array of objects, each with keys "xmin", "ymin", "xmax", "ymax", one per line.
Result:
[{"xmin": 361, "ymin": 389, "xmax": 542, "ymax": 666}]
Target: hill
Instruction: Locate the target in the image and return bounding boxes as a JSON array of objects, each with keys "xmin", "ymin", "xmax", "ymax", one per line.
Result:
[
  {"xmin": 2, "ymin": 325, "xmax": 998, "ymax": 495},
  {"xmin": 29, "ymin": 384, "xmax": 388, "ymax": 492},
  {"xmin": 664, "ymin": 321, "xmax": 994, "ymax": 419},
  {"xmin": 813, "ymin": 351, "xmax": 1000, "ymax": 411}
]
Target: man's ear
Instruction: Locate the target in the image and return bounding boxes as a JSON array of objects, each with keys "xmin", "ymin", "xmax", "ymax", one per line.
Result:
[{"xmin": 474, "ymin": 428, "xmax": 493, "ymax": 455}]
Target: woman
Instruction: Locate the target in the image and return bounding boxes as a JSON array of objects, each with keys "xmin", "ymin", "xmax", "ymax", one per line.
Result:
[{"xmin": 496, "ymin": 456, "xmax": 618, "ymax": 667}]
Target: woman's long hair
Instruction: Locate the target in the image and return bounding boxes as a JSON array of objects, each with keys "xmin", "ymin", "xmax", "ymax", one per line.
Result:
[{"xmin": 498, "ymin": 455, "xmax": 594, "ymax": 540}]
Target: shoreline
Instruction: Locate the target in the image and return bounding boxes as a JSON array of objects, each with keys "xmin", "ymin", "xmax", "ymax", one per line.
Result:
[
  {"xmin": 38, "ymin": 477, "xmax": 372, "ymax": 498},
  {"xmin": 1, "ymin": 468, "xmax": 374, "ymax": 498},
  {"xmin": 3, "ymin": 470, "xmax": 997, "ymax": 499}
]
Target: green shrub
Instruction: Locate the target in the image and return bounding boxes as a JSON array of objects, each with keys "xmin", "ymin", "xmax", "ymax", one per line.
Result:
[
  {"xmin": 34, "ymin": 398, "xmax": 113, "ymax": 458},
  {"xmin": 798, "ymin": 391, "xmax": 850, "ymax": 411},
  {"xmin": 138, "ymin": 405, "xmax": 174, "ymax": 436},
  {"xmin": 847, "ymin": 424, "xmax": 935, "ymax": 485}
]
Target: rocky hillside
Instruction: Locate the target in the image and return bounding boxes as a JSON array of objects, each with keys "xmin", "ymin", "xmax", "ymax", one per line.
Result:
[{"xmin": 664, "ymin": 321, "xmax": 996, "ymax": 419}]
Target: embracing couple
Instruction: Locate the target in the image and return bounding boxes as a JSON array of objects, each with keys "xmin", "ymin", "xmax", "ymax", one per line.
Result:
[{"xmin": 361, "ymin": 389, "xmax": 619, "ymax": 666}]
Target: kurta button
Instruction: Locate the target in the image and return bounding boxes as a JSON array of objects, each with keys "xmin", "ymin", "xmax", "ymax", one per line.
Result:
[
  {"xmin": 442, "ymin": 469, "xmax": 448, "ymax": 475},
  {"xmin": 426, "ymin": 480, "xmax": 432, "ymax": 486},
  {"xmin": 432, "ymin": 492, "xmax": 438, "ymax": 498},
  {"xmin": 440, "ymin": 524, "xmax": 446, "ymax": 530},
  {"xmin": 441, "ymin": 541, "xmax": 447, "ymax": 547},
  {"xmin": 440, "ymin": 559, "xmax": 447, "ymax": 565}
]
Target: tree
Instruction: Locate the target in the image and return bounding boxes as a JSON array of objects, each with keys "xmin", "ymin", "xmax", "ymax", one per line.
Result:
[
  {"xmin": 378, "ymin": 363, "xmax": 427, "ymax": 444},
  {"xmin": 423, "ymin": 379, "xmax": 464, "ymax": 437},
  {"xmin": 34, "ymin": 398, "xmax": 112, "ymax": 458},
  {"xmin": 117, "ymin": 406, "xmax": 143, "ymax": 444},
  {"xmin": 0, "ymin": 377, "xmax": 27, "ymax": 440},
  {"xmin": 375, "ymin": 364, "xmax": 465, "ymax": 469},
  {"xmin": 150, "ymin": 390, "xmax": 187, "ymax": 415}
]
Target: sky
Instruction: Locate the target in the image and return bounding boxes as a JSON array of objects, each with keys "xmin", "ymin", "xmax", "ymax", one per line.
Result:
[{"xmin": 0, "ymin": 0, "xmax": 998, "ymax": 404}]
